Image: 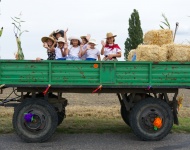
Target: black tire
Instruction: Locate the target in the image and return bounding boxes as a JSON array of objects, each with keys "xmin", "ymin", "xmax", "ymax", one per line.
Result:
[
  {"xmin": 57, "ymin": 110, "xmax": 65, "ymax": 126},
  {"xmin": 120, "ymin": 105, "xmax": 130, "ymax": 126},
  {"xmin": 130, "ymin": 98, "xmax": 173, "ymax": 141},
  {"xmin": 13, "ymin": 98, "xmax": 58, "ymax": 143}
]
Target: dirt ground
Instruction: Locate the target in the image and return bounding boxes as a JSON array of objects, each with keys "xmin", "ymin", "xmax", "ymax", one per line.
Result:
[{"xmin": 1, "ymin": 88, "xmax": 190, "ymax": 107}]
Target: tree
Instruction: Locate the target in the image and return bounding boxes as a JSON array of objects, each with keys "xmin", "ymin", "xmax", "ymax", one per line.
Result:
[{"xmin": 124, "ymin": 9, "xmax": 143, "ymax": 60}]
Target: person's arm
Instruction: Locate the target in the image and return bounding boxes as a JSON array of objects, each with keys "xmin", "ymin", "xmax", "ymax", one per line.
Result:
[
  {"xmin": 49, "ymin": 31, "xmax": 55, "ymax": 37},
  {"xmin": 86, "ymin": 34, "xmax": 91, "ymax": 41},
  {"xmin": 61, "ymin": 43, "xmax": 69, "ymax": 57},
  {"xmin": 81, "ymin": 44, "xmax": 90, "ymax": 56},
  {"xmin": 49, "ymin": 45, "xmax": 55, "ymax": 52},
  {"xmin": 63, "ymin": 43, "xmax": 69, "ymax": 56},
  {"xmin": 101, "ymin": 40, "xmax": 105, "ymax": 55},
  {"xmin": 44, "ymin": 42, "xmax": 55, "ymax": 52},
  {"xmin": 97, "ymin": 55, "xmax": 101, "ymax": 61},
  {"xmin": 64, "ymin": 28, "xmax": 68, "ymax": 43},
  {"xmin": 107, "ymin": 52, "xmax": 121, "ymax": 59},
  {"xmin": 78, "ymin": 45, "xmax": 83, "ymax": 58}
]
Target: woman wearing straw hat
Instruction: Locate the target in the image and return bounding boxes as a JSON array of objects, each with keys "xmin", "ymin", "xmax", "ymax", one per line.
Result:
[
  {"xmin": 65, "ymin": 36, "xmax": 83, "ymax": 60},
  {"xmin": 36, "ymin": 36, "xmax": 56, "ymax": 60},
  {"xmin": 82, "ymin": 39, "xmax": 101, "ymax": 61},
  {"xmin": 80, "ymin": 34, "xmax": 91, "ymax": 60},
  {"xmin": 101, "ymin": 32, "xmax": 121, "ymax": 61}
]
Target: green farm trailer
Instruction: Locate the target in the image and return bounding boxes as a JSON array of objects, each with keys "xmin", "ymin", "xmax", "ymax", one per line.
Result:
[{"xmin": 0, "ymin": 60, "xmax": 188, "ymax": 142}]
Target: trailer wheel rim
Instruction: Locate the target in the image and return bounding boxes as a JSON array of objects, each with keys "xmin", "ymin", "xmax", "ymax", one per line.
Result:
[
  {"xmin": 139, "ymin": 106, "xmax": 164, "ymax": 132},
  {"xmin": 23, "ymin": 110, "xmax": 46, "ymax": 130}
]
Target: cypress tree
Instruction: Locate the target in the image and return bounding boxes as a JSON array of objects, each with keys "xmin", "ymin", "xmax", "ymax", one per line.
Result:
[{"xmin": 124, "ymin": 9, "xmax": 143, "ymax": 60}]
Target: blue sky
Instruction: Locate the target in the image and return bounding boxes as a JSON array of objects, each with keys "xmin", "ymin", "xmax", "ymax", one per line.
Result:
[{"xmin": 0, "ymin": 0, "xmax": 189, "ymax": 60}]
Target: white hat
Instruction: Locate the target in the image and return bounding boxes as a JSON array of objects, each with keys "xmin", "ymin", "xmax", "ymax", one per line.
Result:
[
  {"xmin": 68, "ymin": 36, "xmax": 82, "ymax": 43},
  {"xmin": 57, "ymin": 37, "xmax": 65, "ymax": 43},
  {"xmin": 88, "ymin": 39, "xmax": 98, "ymax": 45}
]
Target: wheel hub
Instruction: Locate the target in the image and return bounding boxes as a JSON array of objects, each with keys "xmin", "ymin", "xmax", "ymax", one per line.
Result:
[
  {"xmin": 24, "ymin": 111, "xmax": 46, "ymax": 130},
  {"xmin": 141, "ymin": 108, "xmax": 163, "ymax": 131}
]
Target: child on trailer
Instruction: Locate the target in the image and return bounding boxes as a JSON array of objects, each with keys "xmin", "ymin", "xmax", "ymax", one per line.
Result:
[
  {"xmin": 55, "ymin": 37, "xmax": 68, "ymax": 60},
  {"xmin": 80, "ymin": 34, "xmax": 91, "ymax": 60},
  {"xmin": 36, "ymin": 36, "xmax": 56, "ymax": 60},
  {"xmin": 64, "ymin": 36, "xmax": 83, "ymax": 60},
  {"xmin": 49, "ymin": 29, "xmax": 68, "ymax": 47},
  {"xmin": 82, "ymin": 39, "xmax": 101, "ymax": 61}
]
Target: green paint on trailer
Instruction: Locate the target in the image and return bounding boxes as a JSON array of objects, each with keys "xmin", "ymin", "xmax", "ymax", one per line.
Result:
[{"xmin": 0, "ymin": 60, "xmax": 190, "ymax": 88}]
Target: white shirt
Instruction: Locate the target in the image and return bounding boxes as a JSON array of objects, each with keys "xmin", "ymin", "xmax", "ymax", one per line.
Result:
[
  {"xmin": 86, "ymin": 48, "xmax": 100, "ymax": 59},
  {"xmin": 104, "ymin": 44, "xmax": 121, "ymax": 56},
  {"xmin": 55, "ymin": 47, "xmax": 64, "ymax": 59},
  {"xmin": 69, "ymin": 46, "xmax": 80, "ymax": 57},
  {"xmin": 81, "ymin": 44, "xmax": 88, "ymax": 60}
]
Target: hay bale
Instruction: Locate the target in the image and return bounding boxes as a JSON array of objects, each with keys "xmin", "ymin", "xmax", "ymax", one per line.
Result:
[
  {"xmin": 127, "ymin": 49, "xmax": 136, "ymax": 61},
  {"xmin": 136, "ymin": 45, "xmax": 168, "ymax": 61},
  {"xmin": 144, "ymin": 29, "xmax": 173, "ymax": 46},
  {"xmin": 163, "ymin": 44, "xmax": 190, "ymax": 61}
]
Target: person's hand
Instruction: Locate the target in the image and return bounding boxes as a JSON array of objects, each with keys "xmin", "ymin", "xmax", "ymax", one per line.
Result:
[
  {"xmin": 43, "ymin": 42, "xmax": 48, "ymax": 48},
  {"xmin": 86, "ymin": 44, "xmax": 91, "ymax": 50},
  {"xmin": 36, "ymin": 57, "xmax": 42, "ymax": 61},
  {"xmin": 86, "ymin": 34, "xmax": 91, "ymax": 41},
  {"xmin": 108, "ymin": 54, "xmax": 113, "ymax": 59},
  {"xmin": 64, "ymin": 28, "xmax": 68, "ymax": 33},
  {"xmin": 101, "ymin": 40, "xmax": 105, "ymax": 47}
]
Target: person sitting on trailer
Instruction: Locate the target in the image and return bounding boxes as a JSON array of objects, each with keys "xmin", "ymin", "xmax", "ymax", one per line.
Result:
[
  {"xmin": 64, "ymin": 36, "xmax": 82, "ymax": 60},
  {"xmin": 101, "ymin": 32, "xmax": 121, "ymax": 61},
  {"xmin": 80, "ymin": 34, "xmax": 91, "ymax": 60},
  {"xmin": 36, "ymin": 36, "xmax": 56, "ymax": 60},
  {"xmin": 55, "ymin": 37, "xmax": 68, "ymax": 60},
  {"xmin": 82, "ymin": 39, "xmax": 101, "ymax": 61},
  {"xmin": 49, "ymin": 29, "xmax": 68, "ymax": 47}
]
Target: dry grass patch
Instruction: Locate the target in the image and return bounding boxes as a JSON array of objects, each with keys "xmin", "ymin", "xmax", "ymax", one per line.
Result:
[{"xmin": 66, "ymin": 105, "xmax": 121, "ymax": 119}]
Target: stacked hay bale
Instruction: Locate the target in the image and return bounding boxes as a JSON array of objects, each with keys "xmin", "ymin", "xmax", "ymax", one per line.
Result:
[
  {"xmin": 164, "ymin": 44, "xmax": 190, "ymax": 61},
  {"xmin": 136, "ymin": 45, "xmax": 168, "ymax": 61},
  {"xmin": 128, "ymin": 29, "xmax": 190, "ymax": 62},
  {"xmin": 144, "ymin": 29, "xmax": 173, "ymax": 46}
]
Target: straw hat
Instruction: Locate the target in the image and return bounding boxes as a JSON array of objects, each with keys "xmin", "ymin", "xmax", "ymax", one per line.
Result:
[
  {"xmin": 41, "ymin": 36, "xmax": 55, "ymax": 43},
  {"xmin": 88, "ymin": 39, "xmax": 98, "ymax": 45},
  {"xmin": 57, "ymin": 37, "xmax": 65, "ymax": 43},
  {"xmin": 105, "ymin": 32, "xmax": 117, "ymax": 39},
  {"xmin": 68, "ymin": 36, "xmax": 82, "ymax": 43},
  {"xmin": 53, "ymin": 29, "xmax": 64, "ymax": 38},
  {"xmin": 80, "ymin": 36, "xmax": 87, "ymax": 39}
]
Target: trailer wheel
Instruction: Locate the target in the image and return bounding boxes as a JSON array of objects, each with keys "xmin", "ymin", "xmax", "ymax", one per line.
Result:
[
  {"xmin": 57, "ymin": 110, "xmax": 65, "ymax": 126},
  {"xmin": 13, "ymin": 99, "xmax": 58, "ymax": 143},
  {"xmin": 130, "ymin": 98, "xmax": 173, "ymax": 141},
  {"xmin": 120, "ymin": 106, "xmax": 130, "ymax": 126}
]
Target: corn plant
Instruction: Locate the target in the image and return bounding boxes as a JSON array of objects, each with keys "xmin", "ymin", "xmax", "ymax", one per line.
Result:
[
  {"xmin": 12, "ymin": 13, "xmax": 28, "ymax": 60},
  {"xmin": 159, "ymin": 13, "xmax": 170, "ymax": 29}
]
